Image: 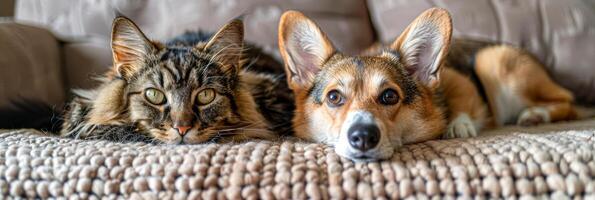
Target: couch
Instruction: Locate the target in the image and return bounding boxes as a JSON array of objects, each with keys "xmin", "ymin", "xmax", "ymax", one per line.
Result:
[{"xmin": 1, "ymin": 0, "xmax": 594, "ymax": 198}]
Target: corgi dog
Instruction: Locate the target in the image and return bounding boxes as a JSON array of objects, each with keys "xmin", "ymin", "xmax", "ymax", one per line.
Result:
[{"xmin": 278, "ymin": 8, "xmax": 577, "ymax": 161}]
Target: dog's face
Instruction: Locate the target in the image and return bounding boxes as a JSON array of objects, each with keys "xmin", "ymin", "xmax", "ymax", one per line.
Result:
[{"xmin": 279, "ymin": 9, "xmax": 452, "ymax": 161}]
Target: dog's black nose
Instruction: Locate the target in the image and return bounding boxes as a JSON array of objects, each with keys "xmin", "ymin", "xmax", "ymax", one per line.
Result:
[{"xmin": 347, "ymin": 124, "xmax": 380, "ymax": 151}]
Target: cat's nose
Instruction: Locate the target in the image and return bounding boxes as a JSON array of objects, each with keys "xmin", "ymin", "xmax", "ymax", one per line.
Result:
[{"xmin": 174, "ymin": 125, "xmax": 192, "ymax": 136}]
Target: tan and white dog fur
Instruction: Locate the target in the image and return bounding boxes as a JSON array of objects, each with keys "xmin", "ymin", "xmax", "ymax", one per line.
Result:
[{"xmin": 278, "ymin": 8, "xmax": 577, "ymax": 161}]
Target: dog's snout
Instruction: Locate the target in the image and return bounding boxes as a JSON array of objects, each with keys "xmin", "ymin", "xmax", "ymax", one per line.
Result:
[{"xmin": 347, "ymin": 124, "xmax": 380, "ymax": 151}]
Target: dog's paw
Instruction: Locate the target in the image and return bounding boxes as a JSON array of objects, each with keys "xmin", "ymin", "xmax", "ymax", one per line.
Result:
[
  {"xmin": 444, "ymin": 113, "xmax": 477, "ymax": 139},
  {"xmin": 517, "ymin": 107, "xmax": 550, "ymax": 126}
]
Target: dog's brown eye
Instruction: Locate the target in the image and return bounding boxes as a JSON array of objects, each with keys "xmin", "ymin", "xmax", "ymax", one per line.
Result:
[
  {"xmin": 197, "ymin": 88, "xmax": 216, "ymax": 105},
  {"xmin": 145, "ymin": 88, "xmax": 166, "ymax": 105},
  {"xmin": 327, "ymin": 90, "xmax": 344, "ymax": 107},
  {"xmin": 379, "ymin": 89, "xmax": 399, "ymax": 105}
]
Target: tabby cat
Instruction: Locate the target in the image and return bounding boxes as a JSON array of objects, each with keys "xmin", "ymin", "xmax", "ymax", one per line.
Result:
[{"xmin": 61, "ymin": 17, "xmax": 294, "ymax": 144}]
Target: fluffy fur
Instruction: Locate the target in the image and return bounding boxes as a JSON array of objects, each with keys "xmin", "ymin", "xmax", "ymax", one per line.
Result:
[
  {"xmin": 61, "ymin": 17, "xmax": 293, "ymax": 144},
  {"xmin": 279, "ymin": 9, "xmax": 576, "ymax": 161}
]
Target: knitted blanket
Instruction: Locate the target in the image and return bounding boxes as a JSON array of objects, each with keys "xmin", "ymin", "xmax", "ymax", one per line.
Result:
[{"xmin": 1, "ymin": 128, "xmax": 594, "ymax": 199}]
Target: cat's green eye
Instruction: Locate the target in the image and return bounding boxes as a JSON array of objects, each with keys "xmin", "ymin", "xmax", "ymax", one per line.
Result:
[
  {"xmin": 144, "ymin": 88, "xmax": 166, "ymax": 105},
  {"xmin": 197, "ymin": 88, "xmax": 216, "ymax": 105}
]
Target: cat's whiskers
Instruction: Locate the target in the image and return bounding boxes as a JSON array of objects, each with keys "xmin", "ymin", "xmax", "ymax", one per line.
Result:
[{"xmin": 205, "ymin": 122, "xmax": 259, "ymax": 132}]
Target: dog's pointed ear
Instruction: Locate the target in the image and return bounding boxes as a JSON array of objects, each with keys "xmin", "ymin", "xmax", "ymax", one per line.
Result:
[
  {"xmin": 390, "ymin": 8, "xmax": 452, "ymax": 88},
  {"xmin": 111, "ymin": 17, "xmax": 156, "ymax": 79},
  {"xmin": 279, "ymin": 11, "xmax": 336, "ymax": 90},
  {"xmin": 204, "ymin": 19, "xmax": 244, "ymax": 74}
]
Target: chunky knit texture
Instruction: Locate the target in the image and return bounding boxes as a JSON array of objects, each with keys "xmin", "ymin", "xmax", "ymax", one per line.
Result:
[{"xmin": 1, "ymin": 128, "xmax": 594, "ymax": 199}]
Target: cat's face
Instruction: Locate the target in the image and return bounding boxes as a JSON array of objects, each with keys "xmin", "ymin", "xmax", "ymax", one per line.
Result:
[
  {"xmin": 125, "ymin": 47, "xmax": 243, "ymax": 144},
  {"xmin": 110, "ymin": 17, "xmax": 266, "ymax": 144}
]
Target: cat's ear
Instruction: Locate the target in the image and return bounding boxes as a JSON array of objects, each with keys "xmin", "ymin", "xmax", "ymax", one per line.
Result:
[
  {"xmin": 203, "ymin": 19, "xmax": 244, "ymax": 73},
  {"xmin": 390, "ymin": 8, "xmax": 452, "ymax": 88},
  {"xmin": 278, "ymin": 11, "xmax": 336, "ymax": 90},
  {"xmin": 111, "ymin": 17, "xmax": 156, "ymax": 79}
]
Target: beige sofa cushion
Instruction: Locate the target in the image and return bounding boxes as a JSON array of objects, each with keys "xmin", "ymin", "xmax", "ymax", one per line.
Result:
[
  {"xmin": 2, "ymin": 121, "xmax": 595, "ymax": 198},
  {"xmin": 0, "ymin": 22, "xmax": 65, "ymax": 107},
  {"xmin": 61, "ymin": 42, "xmax": 113, "ymax": 89},
  {"xmin": 368, "ymin": 0, "xmax": 595, "ymax": 104},
  {"xmin": 15, "ymin": 0, "xmax": 375, "ymax": 89}
]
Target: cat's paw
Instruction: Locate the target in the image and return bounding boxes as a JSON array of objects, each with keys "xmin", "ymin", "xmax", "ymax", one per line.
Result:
[
  {"xmin": 444, "ymin": 113, "xmax": 477, "ymax": 139},
  {"xmin": 517, "ymin": 107, "xmax": 550, "ymax": 126}
]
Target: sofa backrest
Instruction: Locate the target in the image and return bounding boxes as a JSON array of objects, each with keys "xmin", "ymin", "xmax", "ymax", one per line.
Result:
[
  {"xmin": 12, "ymin": 0, "xmax": 595, "ymax": 104},
  {"xmin": 0, "ymin": 23, "xmax": 65, "ymax": 107},
  {"xmin": 0, "ymin": 0, "xmax": 14, "ymax": 17},
  {"xmin": 14, "ymin": 0, "xmax": 375, "ymax": 89},
  {"xmin": 367, "ymin": 0, "xmax": 595, "ymax": 104}
]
